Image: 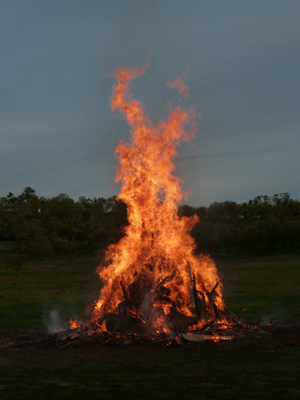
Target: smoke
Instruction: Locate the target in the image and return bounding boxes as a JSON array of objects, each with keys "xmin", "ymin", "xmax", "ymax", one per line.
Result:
[
  {"xmin": 261, "ymin": 305, "xmax": 287, "ymax": 326},
  {"xmin": 44, "ymin": 309, "xmax": 65, "ymax": 333}
]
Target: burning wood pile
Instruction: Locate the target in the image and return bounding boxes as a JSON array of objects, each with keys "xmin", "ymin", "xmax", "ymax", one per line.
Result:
[
  {"xmin": 58, "ymin": 273, "xmax": 266, "ymax": 345},
  {"xmin": 58, "ymin": 63, "xmax": 267, "ymax": 346},
  {"xmin": 94, "ymin": 264, "xmax": 237, "ymax": 340}
]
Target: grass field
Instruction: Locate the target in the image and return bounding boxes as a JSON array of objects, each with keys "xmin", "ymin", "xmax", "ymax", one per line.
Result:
[
  {"xmin": 0, "ymin": 252, "xmax": 300, "ymax": 400},
  {"xmin": 0, "ymin": 253, "xmax": 101, "ymax": 329},
  {"xmin": 216, "ymin": 254, "xmax": 300, "ymax": 325},
  {"xmin": 0, "ymin": 252, "xmax": 299, "ymax": 329}
]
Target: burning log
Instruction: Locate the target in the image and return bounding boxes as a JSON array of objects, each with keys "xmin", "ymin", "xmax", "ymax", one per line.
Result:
[
  {"xmin": 167, "ymin": 312, "xmax": 197, "ymax": 333},
  {"xmin": 203, "ymin": 335, "xmax": 234, "ymax": 342},
  {"xmin": 118, "ymin": 279, "xmax": 147, "ymax": 318},
  {"xmin": 117, "ymin": 301, "xmax": 129, "ymax": 316},
  {"xmin": 191, "ymin": 273, "xmax": 209, "ymax": 322},
  {"xmin": 120, "ymin": 279, "xmax": 129, "ymax": 301},
  {"xmin": 202, "ymin": 282, "xmax": 221, "ymax": 320},
  {"xmin": 105, "ymin": 313, "xmax": 152, "ymax": 336},
  {"xmin": 154, "ymin": 275, "xmax": 175, "ymax": 292},
  {"xmin": 199, "ymin": 318, "xmax": 217, "ymax": 332},
  {"xmin": 154, "ymin": 285, "xmax": 172, "ymax": 304}
]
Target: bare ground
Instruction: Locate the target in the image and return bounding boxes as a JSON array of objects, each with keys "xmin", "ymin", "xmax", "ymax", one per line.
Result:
[
  {"xmin": 0, "ymin": 325, "xmax": 300, "ymax": 400},
  {"xmin": 1, "ymin": 324, "xmax": 300, "ymax": 369}
]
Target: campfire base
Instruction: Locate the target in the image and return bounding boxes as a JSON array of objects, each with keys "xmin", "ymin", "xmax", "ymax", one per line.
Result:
[{"xmin": 55, "ymin": 318, "xmax": 272, "ymax": 347}]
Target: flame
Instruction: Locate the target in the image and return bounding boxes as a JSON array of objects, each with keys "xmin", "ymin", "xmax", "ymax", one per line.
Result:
[
  {"xmin": 167, "ymin": 77, "xmax": 189, "ymax": 100},
  {"xmin": 90, "ymin": 64, "xmax": 228, "ymax": 334},
  {"xmin": 69, "ymin": 318, "xmax": 81, "ymax": 329}
]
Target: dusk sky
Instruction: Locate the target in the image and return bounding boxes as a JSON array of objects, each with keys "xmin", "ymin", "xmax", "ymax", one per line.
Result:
[{"xmin": 1, "ymin": 1, "xmax": 299, "ymax": 206}]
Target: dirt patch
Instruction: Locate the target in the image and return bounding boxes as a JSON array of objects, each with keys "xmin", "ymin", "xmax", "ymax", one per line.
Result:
[{"xmin": 0, "ymin": 324, "xmax": 300, "ymax": 370}]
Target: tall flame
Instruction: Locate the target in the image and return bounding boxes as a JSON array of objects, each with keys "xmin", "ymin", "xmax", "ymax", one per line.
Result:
[{"xmin": 91, "ymin": 65, "xmax": 226, "ymax": 327}]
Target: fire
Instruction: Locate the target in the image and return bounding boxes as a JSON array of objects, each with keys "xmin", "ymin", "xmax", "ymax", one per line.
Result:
[
  {"xmin": 88, "ymin": 64, "xmax": 230, "ymax": 336},
  {"xmin": 167, "ymin": 77, "xmax": 189, "ymax": 100},
  {"xmin": 69, "ymin": 318, "xmax": 81, "ymax": 330}
]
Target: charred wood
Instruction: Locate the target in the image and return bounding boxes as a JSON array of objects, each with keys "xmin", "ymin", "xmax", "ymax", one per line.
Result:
[
  {"xmin": 155, "ymin": 285, "xmax": 171, "ymax": 297},
  {"xmin": 96, "ymin": 313, "xmax": 107, "ymax": 327},
  {"xmin": 187, "ymin": 263, "xmax": 195, "ymax": 307},
  {"xmin": 154, "ymin": 275, "xmax": 174, "ymax": 291},
  {"xmin": 118, "ymin": 301, "xmax": 129, "ymax": 316},
  {"xmin": 200, "ymin": 318, "xmax": 217, "ymax": 332},
  {"xmin": 191, "ymin": 273, "xmax": 209, "ymax": 321},
  {"xmin": 202, "ymin": 282, "xmax": 221, "ymax": 320},
  {"xmin": 167, "ymin": 312, "xmax": 197, "ymax": 333},
  {"xmin": 199, "ymin": 292, "xmax": 209, "ymax": 320},
  {"xmin": 105, "ymin": 313, "xmax": 152, "ymax": 336},
  {"xmin": 154, "ymin": 294, "xmax": 172, "ymax": 304},
  {"xmin": 120, "ymin": 279, "xmax": 128, "ymax": 301}
]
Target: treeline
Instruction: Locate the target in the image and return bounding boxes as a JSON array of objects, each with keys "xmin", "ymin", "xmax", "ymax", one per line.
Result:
[
  {"xmin": 0, "ymin": 187, "xmax": 128, "ymax": 258},
  {"xmin": 0, "ymin": 188, "xmax": 299, "ymax": 258},
  {"xmin": 179, "ymin": 193, "xmax": 300, "ymax": 255}
]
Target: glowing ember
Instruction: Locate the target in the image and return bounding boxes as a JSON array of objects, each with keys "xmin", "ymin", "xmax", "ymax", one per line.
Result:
[{"xmin": 84, "ymin": 64, "xmax": 232, "ymax": 338}]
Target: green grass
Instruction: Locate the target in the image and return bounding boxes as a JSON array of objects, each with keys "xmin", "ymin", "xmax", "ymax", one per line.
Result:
[
  {"xmin": 0, "ymin": 252, "xmax": 300, "ymax": 400},
  {"xmin": 0, "ymin": 253, "xmax": 299, "ymax": 328},
  {"xmin": 216, "ymin": 254, "xmax": 300, "ymax": 324},
  {"xmin": 0, "ymin": 254, "xmax": 101, "ymax": 328}
]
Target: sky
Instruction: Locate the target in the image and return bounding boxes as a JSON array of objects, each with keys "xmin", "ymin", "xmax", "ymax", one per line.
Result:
[{"xmin": 1, "ymin": 0, "xmax": 299, "ymax": 206}]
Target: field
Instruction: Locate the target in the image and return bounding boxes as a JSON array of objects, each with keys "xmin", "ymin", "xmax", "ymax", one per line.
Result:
[{"xmin": 0, "ymin": 253, "xmax": 300, "ymax": 399}]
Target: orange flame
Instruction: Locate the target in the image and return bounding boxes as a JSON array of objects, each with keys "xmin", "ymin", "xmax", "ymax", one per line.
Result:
[
  {"xmin": 167, "ymin": 77, "xmax": 189, "ymax": 100},
  {"xmin": 69, "ymin": 318, "xmax": 81, "ymax": 332},
  {"xmin": 91, "ymin": 65, "xmax": 227, "ymax": 331}
]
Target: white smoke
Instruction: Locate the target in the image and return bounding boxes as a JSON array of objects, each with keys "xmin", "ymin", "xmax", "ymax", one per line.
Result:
[
  {"xmin": 261, "ymin": 305, "xmax": 286, "ymax": 326},
  {"xmin": 45, "ymin": 309, "xmax": 65, "ymax": 333}
]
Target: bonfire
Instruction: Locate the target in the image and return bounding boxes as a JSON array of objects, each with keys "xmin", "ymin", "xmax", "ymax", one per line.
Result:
[{"xmin": 65, "ymin": 65, "xmax": 262, "ymax": 345}]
